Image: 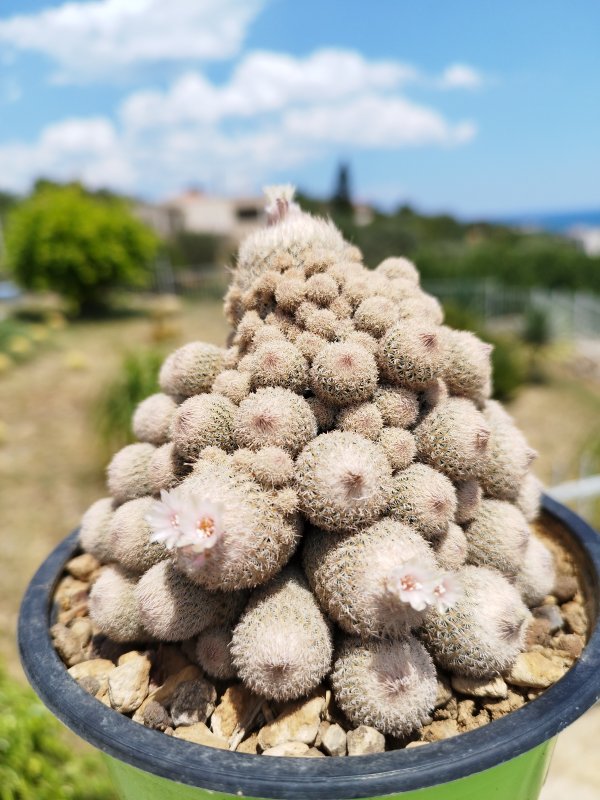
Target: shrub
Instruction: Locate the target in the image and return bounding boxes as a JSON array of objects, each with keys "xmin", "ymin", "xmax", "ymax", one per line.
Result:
[
  {"xmin": 5, "ymin": 184, "xmax": 158, "ymax": 315},
  {"xmin": 0, "ymin": 665, "xmax": 116, "ymax": 800},
  {"xmin": 95, "ymin": 349, "xmax": 163, "ymax": 455}
]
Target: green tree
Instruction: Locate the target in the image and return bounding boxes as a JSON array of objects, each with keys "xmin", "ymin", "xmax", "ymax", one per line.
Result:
[
  {"xmin": 5, "ymin": 184, "xmax": 158, "ymax": 315},
  {"xmin": 331, "ymin": 162, "xmax": 353, "ymax": 216}
]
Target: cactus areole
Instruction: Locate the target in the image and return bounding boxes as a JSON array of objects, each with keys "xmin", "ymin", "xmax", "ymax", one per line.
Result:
[{"xmin": 19, "ymin": 188, "xmax": 600, "ymax": 799}]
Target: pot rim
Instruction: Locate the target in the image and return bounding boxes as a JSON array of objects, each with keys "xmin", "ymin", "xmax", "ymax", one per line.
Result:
[{"xmin": 19, "ymin": 495, "xmax": 600, "ymax": 799}]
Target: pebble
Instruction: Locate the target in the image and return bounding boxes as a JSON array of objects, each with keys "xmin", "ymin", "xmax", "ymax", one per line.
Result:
[
  {"xmin": 173, "ymin": 723, "xmax": 228, "ymax": 749},
  {"xmin": 78, "ymin": 676, "xmax": 101, "ymax": 696},
  {"xmin": 258, "ymin": 696, "xmax": 324, "ymax": 750},
  {"xmin": 533, "ymin": 605, "xmax": 564, "ymax": 634},
  {"xmin": 525, "ymin": 617, "xmax": 552, "ymax": 648},
  {"xmin": 66, "ymin": 553, "xmax": 100, "ymax": 582},
  {"xmin": 451, "ymin": 675, "xmax": 508, "ymax": 699},
  {"xmin": 118, "ymin": 649, "xmax": 149, "ymax": 666},
  {"xmin": 457, "ymin": 700, "xmax": 490, "ymax": 732},
  {"xmin": 211, "ymin": 684, "xmax": 260, "ymax": 740},
  {"xmin": 237, "ymin": 733, "xmax": 259, "ymax": 754},
  {"xmin": 55, "ymin": 576, "xmax": 89, "ymax": 611},
  {"xmin": 149, "ymin": 665, "xmax": 201, "ymax": 706},
  {"xmin": 347, "ymin": 726, "xmax": 385, "ymax": 755},
  {"xmin": 484, "ymin": 690, "xmax": 525, "ymax": 721},
  {"xmin": 262, "ymin": 742, "xmax": 310, "ymax": 757},
  {"xmin": 506, "ymin": 651, "xmax": 569, "ymax": 689},
  {"xmin": 553, "ymin": 633, "xmax": 584, "ymax": 659},
  {"xmin": 51, "ymin": 619, "xmax": 92, "ymax": 667},
  {"xmin": 108, "ymin": 654, "xmax": 151, "ymax": 713},
  {"xmin": 314, "ymin": 720, "xmax": 330, "ymax": 748},
  {"xmin": 553, "ymin": 574, "xmax": 578, "ymax": 603},
  {"xmin": 561, "ymin": 601, "xmax": 587, "ymax": 636},
  {"xmin": 170, "ymin": 678, "xmax": 217, "ymax": 727},
  {"xmin": 155, "ymin": 644, "xmax": 192, "ymax": 680},
  {"xmin": 142, "ymin": 700, "xmax": 172, "ymax": 731},
  {"xmin": 432, "ymin": 697, "xmax": 458, "ymax": 721},
  {"xmin": 321, "ymin": 723, "xmax": 347, "ymax": 757},
  {"xmin": 421, "ymin": 719, "xmax": 459, "ymax": 742},
  {"xmin": 68, "ymin": 658, "xmax": 114, "ymax": 696},
  {"xmin": 434, "ymin": 674, "xmax": 453, "ymax": 708},
  {"xmin": 133, "ymin": 664, "xmax": 201, "ymax": 724}
]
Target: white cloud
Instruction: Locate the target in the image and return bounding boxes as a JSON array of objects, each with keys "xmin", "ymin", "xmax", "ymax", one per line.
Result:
[
  {"xmin": 282, "ymin": 95, "xmax": 477, "ymax": 147},
  {"xmin": 438, "ymin": 64, "xmax": 484, "ymax": 90},
  {"xmin": 120, "ymin": 49, "xmax": 418, "ymax": 130},
  {"xmin": 0, "ymin": 118, "xmax": 135, "ymax": 192},
  {"xmin": 0, "ymin": 48, "xmax": 481, "ymax": 196},
  {"xmin": 0, "ymin": 0, "xmax": 264, "ymax": 82}
]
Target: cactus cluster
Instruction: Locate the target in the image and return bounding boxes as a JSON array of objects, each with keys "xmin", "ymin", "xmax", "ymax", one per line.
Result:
[{"xmin": 80, "ymin": 187, "xmax": 554, "ymax": 742}]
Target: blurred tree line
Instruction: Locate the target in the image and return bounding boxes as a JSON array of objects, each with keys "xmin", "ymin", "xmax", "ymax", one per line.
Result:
[
  {"xmin": 299, "ymin": 164, "xmax": 600, "ymax": 293},
  {"xmin": 2, "ymin": 168, "xmax": 598, "ymax": 321}
]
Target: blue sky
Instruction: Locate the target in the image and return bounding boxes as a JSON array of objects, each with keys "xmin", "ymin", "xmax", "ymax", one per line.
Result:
[{"xmin": 0, "ymin": 0, "xmax": 598, "ymax": 216}]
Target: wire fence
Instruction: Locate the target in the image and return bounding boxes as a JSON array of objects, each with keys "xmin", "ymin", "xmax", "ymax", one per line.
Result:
[{"xmin": 424, "ymin": 279, "xmax": 600, "ymax": 340}]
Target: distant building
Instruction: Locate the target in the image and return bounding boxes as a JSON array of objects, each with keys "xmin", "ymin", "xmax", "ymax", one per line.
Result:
[
  {"xmin": 568, "ymin": 226, "xmax": 600, "ymax": 257},
  {"xmin": 135, "ymin": 190, "xmax": 266, "ymax": 242}
]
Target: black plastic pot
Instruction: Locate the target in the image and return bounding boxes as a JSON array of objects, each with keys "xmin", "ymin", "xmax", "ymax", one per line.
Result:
[{"xmin": 19, "ymin": 496, "xmax": 600, "ymax": 800}]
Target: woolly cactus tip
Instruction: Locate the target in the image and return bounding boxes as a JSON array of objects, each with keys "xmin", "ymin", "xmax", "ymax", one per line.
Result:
[
  {"xmin": 231, "ymin": 568, "xmax": 332, "ymax": 701},
  {"xmin": 296, "ymin": 431, "xmax": 392, "ymax": 532},
  {"xmin": 332, "ymin": 636, "xmax": 437, "ymax": 738},
  {"xmin": 264, "ymin": 184, "xmax": 299, "ymax": 225}
]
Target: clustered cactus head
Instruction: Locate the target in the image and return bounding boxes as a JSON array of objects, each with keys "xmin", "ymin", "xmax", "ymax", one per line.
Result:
[{"xmin": 82, "ymin": 186, "xmax": 552, "ymax": 741}]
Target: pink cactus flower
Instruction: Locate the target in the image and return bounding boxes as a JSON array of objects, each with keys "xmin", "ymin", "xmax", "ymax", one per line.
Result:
[
  {"xmin": 386, "ymin": 559, "xmax": 438, "ymax": 612},
  {"xmin": 146, "ymin": 489, "xmax": 186, "ymax": 549},
  {"xmin": 430, "ymin": 572, "xmax": 461, "ymax": 613},
  {"xmin": 147, "ymin": 488, "xmax": 225, "ymax": 568},
  {"xmin": 177, "ymin": 496, "xmax": 225, "ymax": 568}
]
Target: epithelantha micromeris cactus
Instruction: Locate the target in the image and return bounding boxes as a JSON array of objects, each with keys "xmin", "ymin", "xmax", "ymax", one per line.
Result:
[{"xmin": 80, "ymin": 185, "xmax": 555, "ymax": 741}]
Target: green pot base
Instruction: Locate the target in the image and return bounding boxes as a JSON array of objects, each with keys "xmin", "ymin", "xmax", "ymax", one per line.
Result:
[{"xmin": 105, "ymin": 738, "xmax": 556, "ymax": 800}]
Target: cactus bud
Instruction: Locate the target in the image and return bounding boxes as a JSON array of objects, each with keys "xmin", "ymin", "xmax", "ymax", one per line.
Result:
[
  {"xmin": 415, "ymin": 397, "xmax": 490, "ymax": 481},
  {"xmin": 389, "ymin": 463, "xmax": 457, "ymax": 539},
  {"xmin": 79, "ymin": 497, "xmax": 114, "ymax": 563},
  {"xmin": 379, "ymin": 427, "xmax": 417, "ymax": 471},
  {"xmin": 516, "ymin": 535, "xmax": 556, "ymax": 607},
  {"xmin": 211, "ymin": 369, "xmax": 251, "ymax": 405},
  {"xmin": 235, "ymin": 387, "xmax": 317, "ymax": 454},
  {"xmin": 454, "ymin": 480, "xmax": 482, "ymax": 524},
  {"xmin": 231, "ymin": 568, "xmax": 332, "ymax": 701},
  {"xmin": 295, "ymin": 431, "xmax": 392, "ymax": 532},
  {"xmin": 332, "ymin": 635, "xmax": 436, "ymax": 738},
  {"xmin": 465, "ymin": 499, "xmax": 530, "ymax": 579},
  {"xmin": 337, "ymin": 402, "xmax": 383, "ymax": 441},
  {"xmin": 171, "ymin": 394, "xmax": 236, "ymax": 462},
  {"xmin": 195, "ymin": 626, "xmax": 237, "ymax": 680},
  {"xmin": 303, "ymin": 518, "xmax": 438, "ymax": 638},
  {"xmin": 135, "ymin": 559, "xmax": 246, "ymax": 641},
  {"xmin": 89, "ymin": 566, "xmax": 146, "ymax": 642},
  {"xmin": 378, "ymin": 322, "xmax": 443, "ymax": 389},
  {"xmin": 132, "ymin": 393, "xmax": 177, "ymax": 446},
  {"xmin": 159, "ymin": 342, "xmax": 225, "ymax": 398},
  {"xmin": 107, "ymin": 443, "xmax": 154, "ymax": 505},
  {"xmin": 310, "ymin": 341, "xmax": 378, "ymax": 406},
  {"xmin": 374, "ymin": 385, "xmax": 420, "ymax": 428},
  {"xmin": 420, "ymin": 565, "xmax": 531, "ymax": 678}
]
